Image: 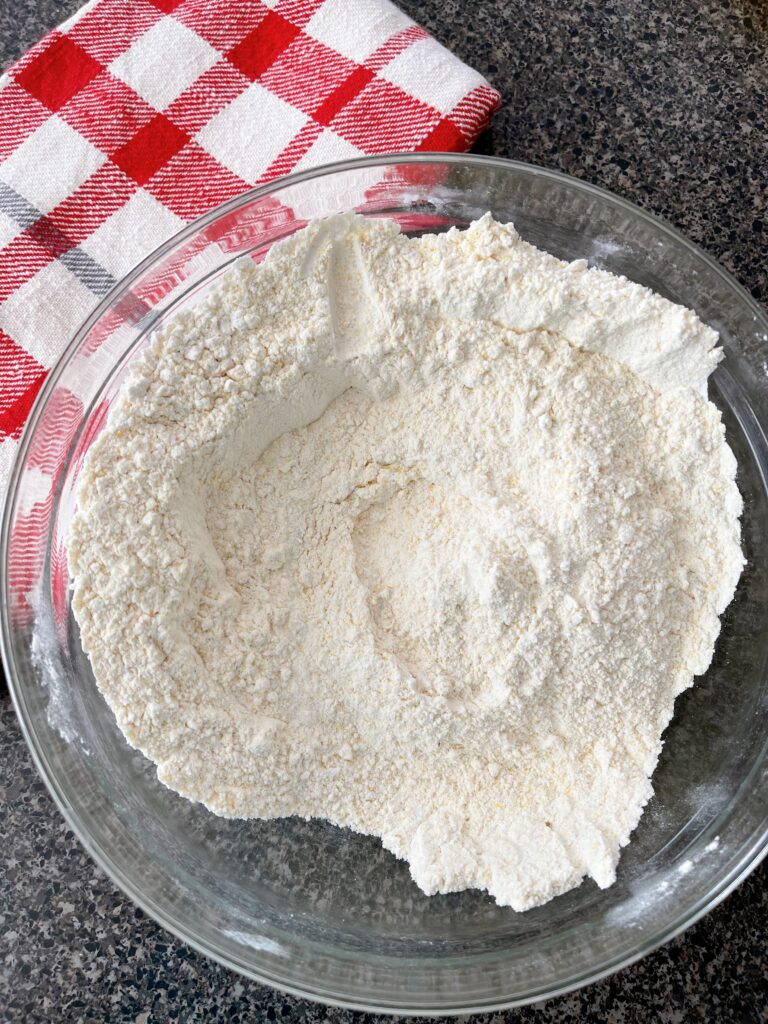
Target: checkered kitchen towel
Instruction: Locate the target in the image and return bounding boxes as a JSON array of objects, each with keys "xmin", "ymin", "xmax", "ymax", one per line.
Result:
[{"xmin": 0, "ymin": 0, "xmax": 500, "ymax": 495}]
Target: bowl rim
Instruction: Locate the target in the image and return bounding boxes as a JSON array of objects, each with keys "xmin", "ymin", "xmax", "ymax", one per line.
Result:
[{"xmin": 2, "ymin": 150, "xmax": 767, "ymax": 1014}]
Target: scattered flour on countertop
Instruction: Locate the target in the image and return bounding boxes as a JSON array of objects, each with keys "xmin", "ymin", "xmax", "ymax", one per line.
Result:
[{"xmin": 68, "ymin": 215, "xmax": 743, "ymax": 910}]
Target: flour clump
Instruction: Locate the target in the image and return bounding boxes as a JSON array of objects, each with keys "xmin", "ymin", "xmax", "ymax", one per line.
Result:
[{"xmin": 68, "ymin": 215, "xmax": 743, "ymax": 910}]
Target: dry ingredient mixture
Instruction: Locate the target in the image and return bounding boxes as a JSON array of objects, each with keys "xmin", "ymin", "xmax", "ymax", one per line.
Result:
[{"xmin": 68, "ymin": 215, "xmax": 743, "ymax": 911}]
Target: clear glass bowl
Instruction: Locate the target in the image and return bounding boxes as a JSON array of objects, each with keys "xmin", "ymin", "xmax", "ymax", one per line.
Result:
[{"xmin": 2, "ymin": 155, "xmax": 767, "ymax": 1014}]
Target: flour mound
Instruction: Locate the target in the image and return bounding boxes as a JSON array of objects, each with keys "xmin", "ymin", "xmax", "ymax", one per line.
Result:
[{"xmin": 68, "ymin": 216, "xmax": 743, "ymax": 910}]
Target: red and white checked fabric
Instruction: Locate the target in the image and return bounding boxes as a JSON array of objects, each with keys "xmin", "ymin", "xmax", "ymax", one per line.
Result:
[{"xmin": 0, "ymin": 0, "xmax": 500, "ymax": 496}]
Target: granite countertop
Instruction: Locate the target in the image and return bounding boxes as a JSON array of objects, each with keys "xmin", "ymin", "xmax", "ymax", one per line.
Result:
[{"xmin": 1, "ymin": 0, "xmax": 766, "ymax": 1021}]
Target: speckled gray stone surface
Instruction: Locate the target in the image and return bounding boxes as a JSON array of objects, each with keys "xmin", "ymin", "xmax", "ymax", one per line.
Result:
[{"xmin": 1, "ymin": 0, "xmax": 767, "ymax": 1021}]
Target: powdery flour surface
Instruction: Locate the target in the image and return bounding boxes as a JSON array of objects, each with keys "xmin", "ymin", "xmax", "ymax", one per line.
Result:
[{"xmin": 68, "ymin": 216, "xmax": 743, "ymax": 910}]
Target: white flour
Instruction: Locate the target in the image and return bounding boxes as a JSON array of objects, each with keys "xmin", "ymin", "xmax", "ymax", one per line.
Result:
[{"xmin": 68, "ymin": 215, "xmax": 743, "ymax": 910}]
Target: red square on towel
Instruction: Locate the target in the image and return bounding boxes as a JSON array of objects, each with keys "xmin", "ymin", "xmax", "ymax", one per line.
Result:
[
  {"xmin": 111, "ymin": 114, "xmax": 190, "ymax": 185},
  {"xmin": 0, "ymin": 331, "xmax": 47, "ymax": 441},
  {"xmin": 148, "ymin": 0, "xmax": 185, "ymax": 12},
  {"xmin": 417, "ymin": 116, "xmax": 466, "ymax": 152},
  {"xmin": 16, "ymin": 36, "xmax": 103, "ymax": 112},
  {"xmin": 227, "ymin": 11, "xmax": 301, "ymax": 81}
]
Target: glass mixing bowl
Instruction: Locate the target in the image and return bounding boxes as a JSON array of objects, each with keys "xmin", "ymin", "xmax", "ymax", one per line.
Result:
[{"xmin": 2, "ymin": 155, "xmax": 767, "ymax": 1013}]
